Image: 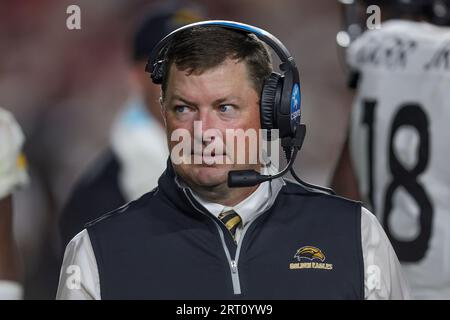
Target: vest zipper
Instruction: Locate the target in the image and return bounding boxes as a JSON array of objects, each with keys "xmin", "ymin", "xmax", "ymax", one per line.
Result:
[
  {"xmin": 182, "ymin": 188, "xmax": 242, "ymax": 294},
  {"xmin": 226, "ymin": 203, "xmax": 275, "ymax": 295},
  {"xmin": 182, "ymin": 187, "xmax": 273, "ymax": 296},
  {"xmin": 175, "ymin": 169, "xmax": 286, "ymax": 296}
]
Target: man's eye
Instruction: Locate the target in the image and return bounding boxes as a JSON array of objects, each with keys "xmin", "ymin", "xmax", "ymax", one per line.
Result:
[
  {"xmin": 219, "ymin": 104, "xmax": 234, "ymax": 113},
  {"xmin": 175, "ymin": 105, "xmax": 189, "ymax": 113}
]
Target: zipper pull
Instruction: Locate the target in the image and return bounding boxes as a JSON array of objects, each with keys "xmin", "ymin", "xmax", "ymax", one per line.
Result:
[{"xmin": 230, "ymin": 260, "xmax": 238, "ymax": 274}]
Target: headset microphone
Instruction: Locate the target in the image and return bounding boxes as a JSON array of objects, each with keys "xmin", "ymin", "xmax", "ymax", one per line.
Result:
[
  {"xmin": 227, "ymin": 123, "xmax": 335, "ymax": 195},
  {"xmin": 228, "ymin": 124, "xmax": 305, "ymax": 188}
]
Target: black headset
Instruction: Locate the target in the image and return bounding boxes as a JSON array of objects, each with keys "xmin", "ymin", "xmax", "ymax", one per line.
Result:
[{"xmin": 145, "ymin": 20, "xmax": 302, "ymax": 141}]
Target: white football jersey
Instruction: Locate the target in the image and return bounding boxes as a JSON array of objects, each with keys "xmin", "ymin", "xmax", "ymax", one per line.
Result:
[{"xmin": 347, "ymin": 20, "xmax": 450, "ymax": 299}]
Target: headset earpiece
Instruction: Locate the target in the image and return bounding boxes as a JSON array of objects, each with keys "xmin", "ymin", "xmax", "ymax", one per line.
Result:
[
  {"xmin": 150, "ymin": 60, "xmax": 165, "ymax": 84},
  {"xmin": 260, "ymin": 72, "xmax": 282, "ymax": 130}
]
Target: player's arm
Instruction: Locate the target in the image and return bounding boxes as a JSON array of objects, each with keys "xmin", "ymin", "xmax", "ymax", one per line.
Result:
[
  {"xmin": 0, "ymin": 196, "xmax": 21, "ymax": 282},
  {"xmin": 0, "ymin": 108, "xmax": 28, "ymax": 299},
  {"xmin": 331, "ymin": 133, "xmax": 361, "ymax": 201}
]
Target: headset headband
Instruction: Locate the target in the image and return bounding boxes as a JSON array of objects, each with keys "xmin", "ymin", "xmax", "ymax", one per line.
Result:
[{"xmin": 147, "ymin": 20, "xmax": 297, "ymax": 74}]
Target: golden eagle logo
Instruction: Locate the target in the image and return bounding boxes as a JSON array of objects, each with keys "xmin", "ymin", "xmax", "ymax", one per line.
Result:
[{"xmin": 294, "ymin": 246, "xmax": 326, "ymax": 262}]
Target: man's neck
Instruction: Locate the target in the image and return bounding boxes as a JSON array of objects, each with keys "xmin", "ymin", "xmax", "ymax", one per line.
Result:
[{"xmin": 189, "ymin": 183, "xmax": 259, "ymax": 207}]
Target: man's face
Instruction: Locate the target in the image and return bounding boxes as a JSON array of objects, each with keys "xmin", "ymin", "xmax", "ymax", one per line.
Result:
[{"xmin": 162, "ymin": 58, "xmax": 261, "ymax": 190}]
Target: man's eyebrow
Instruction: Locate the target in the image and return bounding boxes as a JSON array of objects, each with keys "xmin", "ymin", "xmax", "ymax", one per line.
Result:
[
  {"xmin": 212, "ymin": 96, "xmax": 242, "ymax": 105},
  {"xmin": 170, "ymin": 95, "xmax": 242, "ymax": 106},
  {"xmin": 171, "ymin": 95, "xmax": 198, "ymax": 107}
]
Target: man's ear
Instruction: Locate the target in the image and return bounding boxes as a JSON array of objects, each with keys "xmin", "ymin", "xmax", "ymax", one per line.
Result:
[{"xmin": 159, "ymin": 95, "xmax": 167, "ymax": 127}]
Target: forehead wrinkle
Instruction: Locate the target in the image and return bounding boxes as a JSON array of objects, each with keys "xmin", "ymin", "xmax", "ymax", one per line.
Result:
[{"xmin": 167, "ymin": 58, "xmax": 256, "ymax": 106}]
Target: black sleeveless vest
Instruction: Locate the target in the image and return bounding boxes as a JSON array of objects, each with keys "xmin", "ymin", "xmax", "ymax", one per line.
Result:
[{"xmin": 86, "ymin": 164, "xmax": 364, "ymax": 299}]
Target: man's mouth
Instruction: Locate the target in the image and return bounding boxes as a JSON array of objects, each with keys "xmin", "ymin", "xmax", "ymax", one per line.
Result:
[
  {"xmin": 191, "ymin": 150, "xmax": 226, "ymax": 157},
  {"xmin": 189, "ymin": 150, "xmax": 228, "ymax": 165}
]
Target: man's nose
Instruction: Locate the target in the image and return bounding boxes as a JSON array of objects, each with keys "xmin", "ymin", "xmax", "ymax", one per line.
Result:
[
  {"xmin": 197, "ymin": 109, "xmax": 216, "ymax": 131},
  {"xmin": 195, "ymin": 110, "xmax": 221, "ymax": 144}
]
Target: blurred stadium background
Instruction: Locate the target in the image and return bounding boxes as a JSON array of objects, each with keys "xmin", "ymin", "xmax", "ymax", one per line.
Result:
[{"xmin": 0, "ymin": 0, "xmax": 352, "ymax": 299}]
